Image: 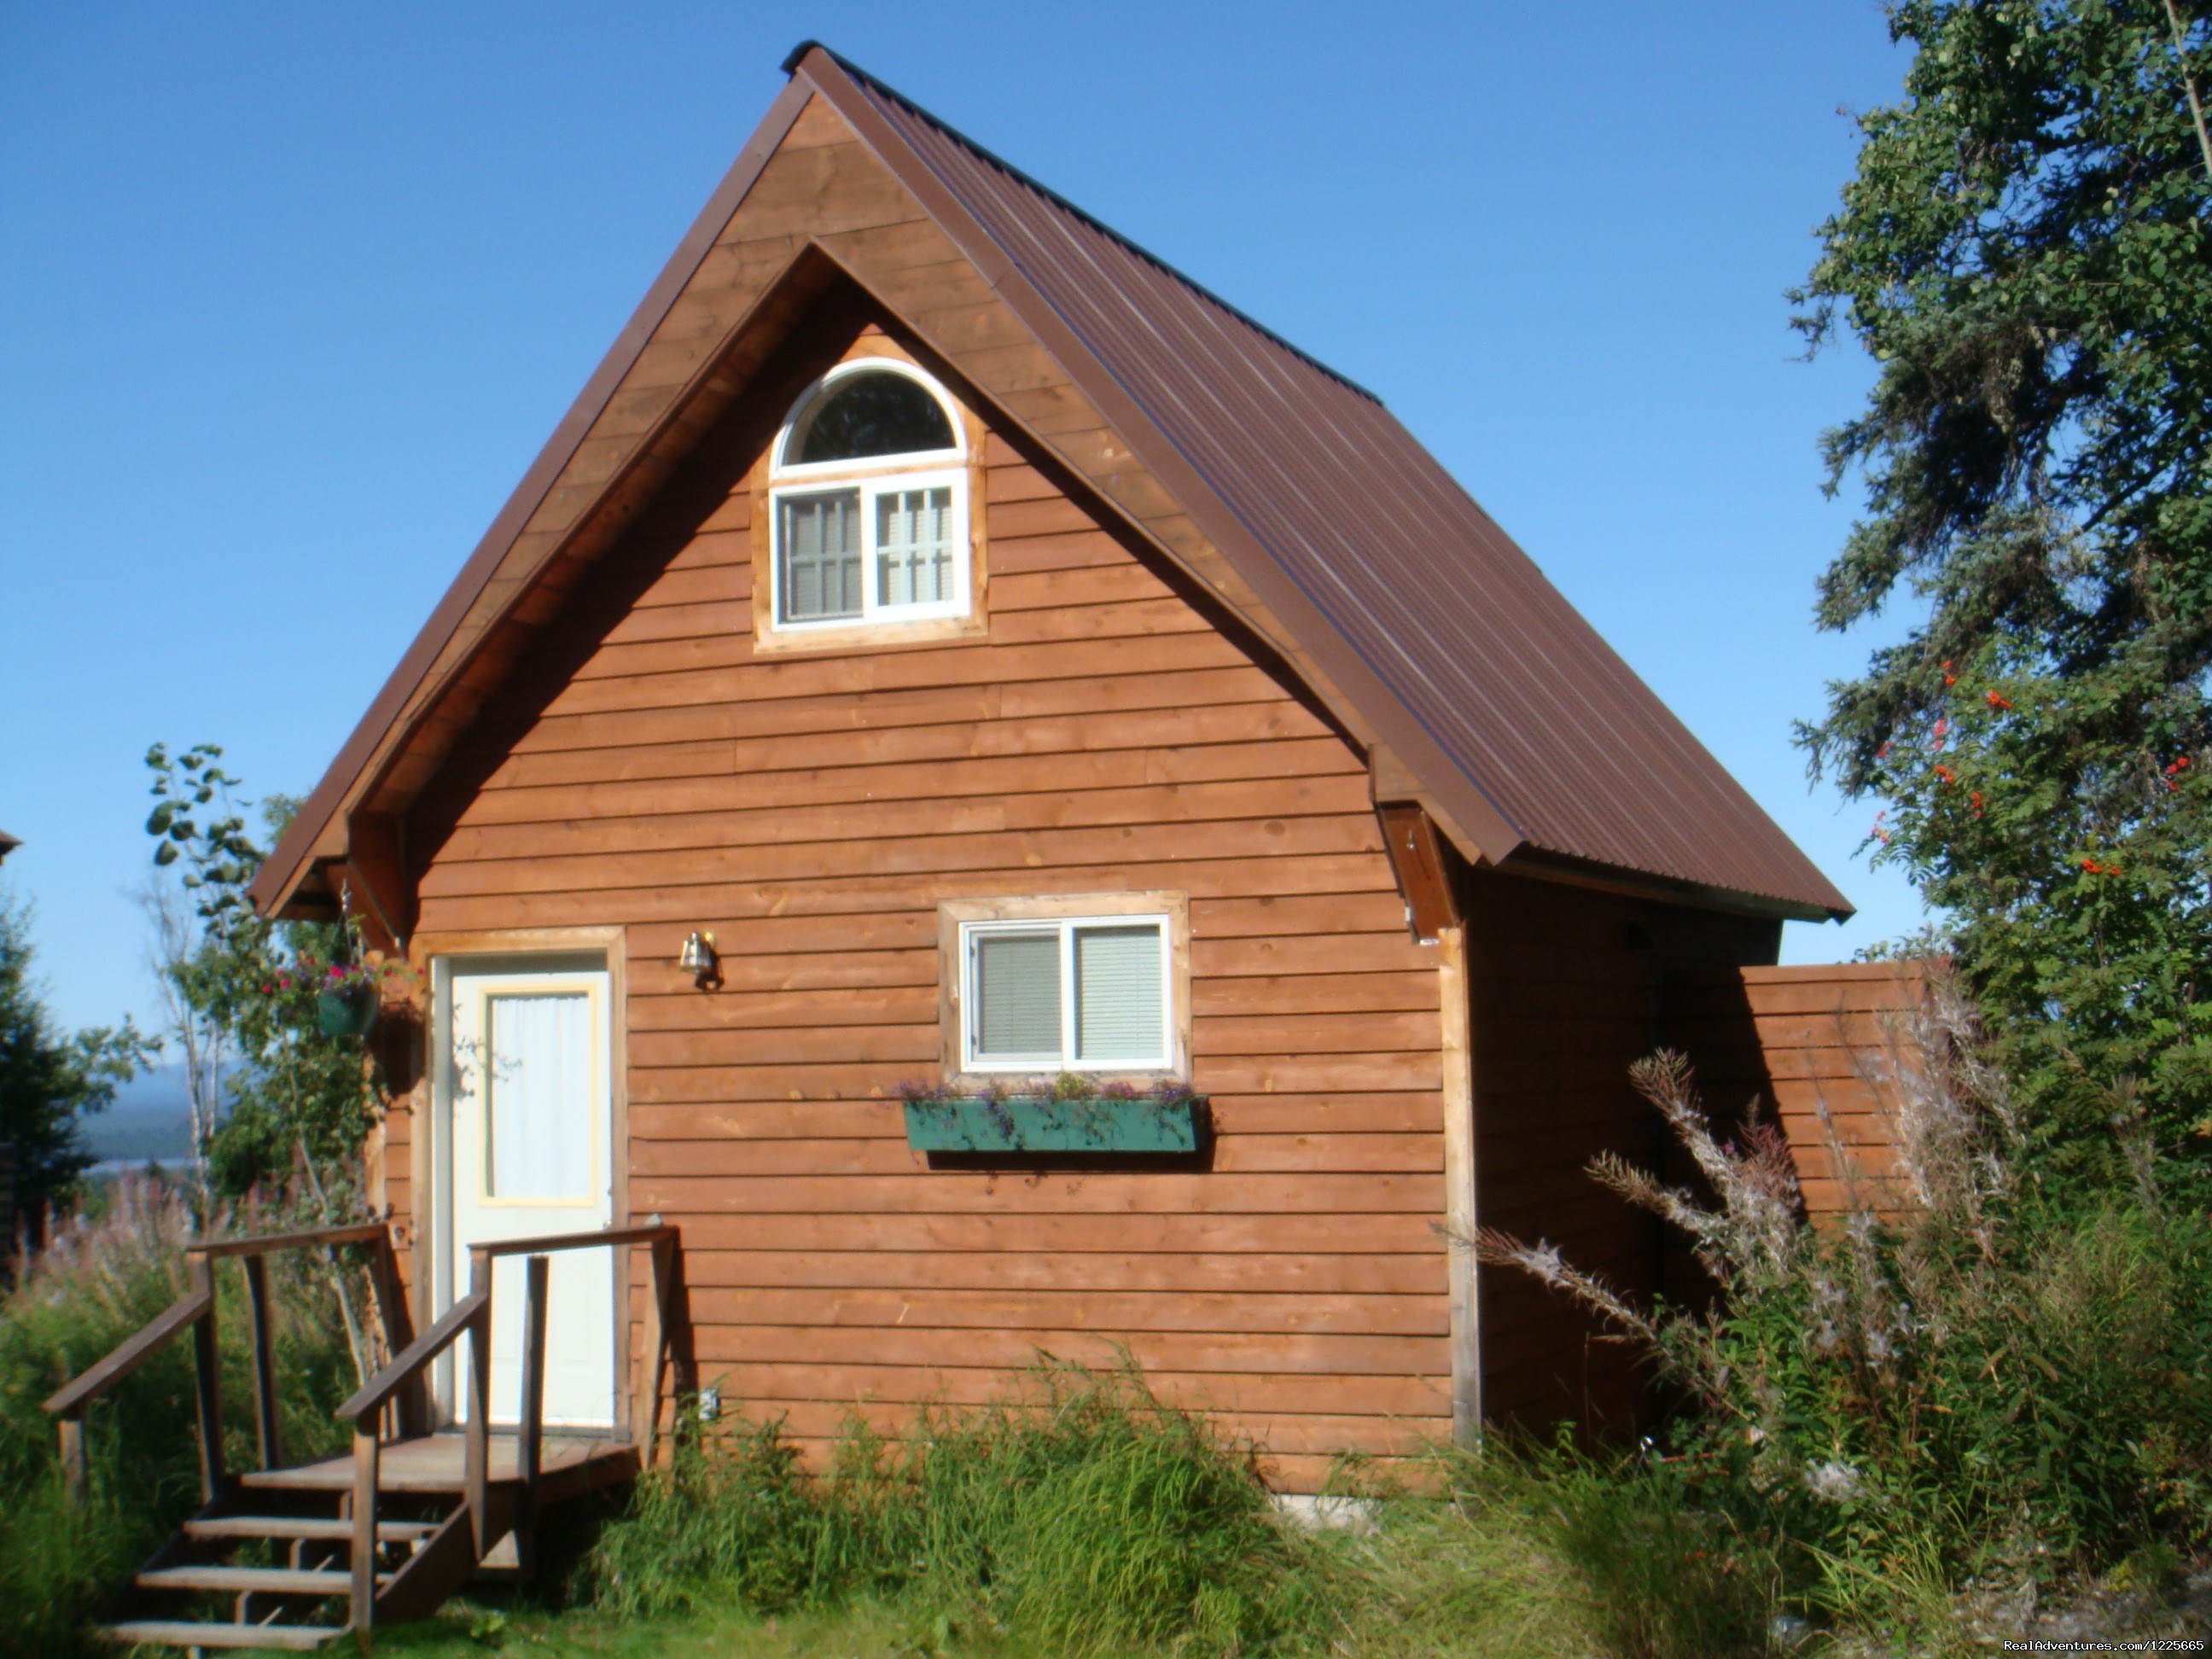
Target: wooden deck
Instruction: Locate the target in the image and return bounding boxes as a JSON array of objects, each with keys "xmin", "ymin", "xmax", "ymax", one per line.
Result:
[{"xmin": 240, "ymin": 1430, "xmax": 639, "ymax": 1499}]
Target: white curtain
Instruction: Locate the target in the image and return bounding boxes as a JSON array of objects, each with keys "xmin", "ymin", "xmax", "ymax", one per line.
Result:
[{"xmin": 484, "ymin": 991, "xmax": 593, "ymax": 1201}]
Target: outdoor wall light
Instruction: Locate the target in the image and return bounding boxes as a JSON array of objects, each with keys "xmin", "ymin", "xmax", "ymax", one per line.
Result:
[{"xmin": 678, "ymin": 930, "xmax": 719, "ymax": 987}]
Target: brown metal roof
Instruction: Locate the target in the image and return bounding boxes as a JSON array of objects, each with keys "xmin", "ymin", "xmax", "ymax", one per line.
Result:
[
  {"xmin": 250, "ymin": 44, "xmax": 1849, "ymax": 925},
  {"xmin": 803, "ymin": 48, "xmax": 1848, "ymax": 919}
]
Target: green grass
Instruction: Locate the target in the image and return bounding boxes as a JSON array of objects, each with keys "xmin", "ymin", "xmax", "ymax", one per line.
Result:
[
  {"xmin": 359, "ymin": 1424, "xmax": 1780, "ymax": 1659},
  {"xmin": 583, "ymin": 1363, "xmax": 1317, "ymax": 1655}
]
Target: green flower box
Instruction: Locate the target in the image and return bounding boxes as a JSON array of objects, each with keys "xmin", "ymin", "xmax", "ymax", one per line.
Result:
[{"xmin": 901, "ymin": 1094, "xmax": 1203, "ymax": 1155}]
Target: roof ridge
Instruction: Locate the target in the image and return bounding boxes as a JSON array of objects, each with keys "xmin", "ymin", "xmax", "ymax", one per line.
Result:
[{"xmin": 785, "ymin": 40, "xmax": 1384, "ymax": 406}]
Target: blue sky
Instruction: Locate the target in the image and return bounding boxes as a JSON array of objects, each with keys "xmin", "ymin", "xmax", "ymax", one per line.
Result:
[{"xmin": 1, "ymin": 2, "xmax": 1918, "ymax": 1037}]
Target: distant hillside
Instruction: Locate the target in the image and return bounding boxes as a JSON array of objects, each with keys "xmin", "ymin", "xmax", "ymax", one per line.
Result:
[{"xmin": 79, "ymin": 1066, "xmax": 199, "ymax": 1163}]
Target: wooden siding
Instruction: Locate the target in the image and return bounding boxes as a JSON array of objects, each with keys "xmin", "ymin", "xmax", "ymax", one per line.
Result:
[{"xmin": 394, "ymin": 310, "xmax": 1452, "ymax": 1488}]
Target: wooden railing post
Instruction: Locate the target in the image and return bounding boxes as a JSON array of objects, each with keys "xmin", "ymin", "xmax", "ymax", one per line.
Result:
[
  {"xmin": 637, "ymin": 1233, "xmax": 676, "ymax": 1465},
  {"xmin": 515, "ymin": 1254, "xmax": 549, "ymax": 1572},
  {"xmin": 370, "ymin": 1228, "xmax": 425, "ymax": 1438},
  {"xmin": 186, "ymin": 1250, "xmax": 225, "ymax": 1503},
  {"xmin": 463, "ymin": 1247, "xmax": 492, "ymax": 1557},
  {"xmin": 242, "ymin": 1253, "xmax": 282, "ymax": 1470},
  {"xmin": 351, "ymin": 1425, "xmax": 380, "ymax": 1632},
  {"xmin": 44, "ymin": 1220, "xmax": 398, "ymax": 1508},
  {"xmin": 56, "ymin": 1415, "xmax": 87, "ymax": 1501}
]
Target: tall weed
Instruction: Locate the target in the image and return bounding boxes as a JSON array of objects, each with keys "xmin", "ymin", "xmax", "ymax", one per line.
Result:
[
  {"xmin": 585, "ymin": 1363, "xmax": 1314, "ymax": 1656},
  {"xmin": 1319, "ymin": 1435, "xmax": 1778, "ymax": 1659}
]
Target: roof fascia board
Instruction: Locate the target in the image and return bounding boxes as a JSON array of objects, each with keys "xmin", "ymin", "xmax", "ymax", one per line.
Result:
[
  {"xmin": 789, "ymin": 49, "xmax": 1528, "ymax": 870},
  {"xmin": 1497, "ymin": 844, "xmax": 1852, "ymax": 925},
  {"xmin": 249, "ymin": 76, "xmax": 818, "ymax": 917}
]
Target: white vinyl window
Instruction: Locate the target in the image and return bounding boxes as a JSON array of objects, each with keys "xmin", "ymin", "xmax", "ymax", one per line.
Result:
[
  {"xmin": 769, "ymin": 359, "xmax": 970, "ymax": 631},
  {"xmin": 961, "ymin": 916, "xmax": 1172, "ymax": 1073}
]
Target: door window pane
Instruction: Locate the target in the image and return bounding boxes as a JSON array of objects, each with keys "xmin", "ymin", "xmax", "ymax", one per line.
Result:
[
  {"xmin": 483, "ymin": 992, "xmax": 593, "ymax": 1201},
  {"xmin": 974, "ymin": 930, "xmax": 1061, "ymax": 1062},
  {"xmin": 877, "ymin": 486, "xmax": 956, "ymax": 608},
  {"xmin": 779, "ymin": 490, "xmax": 863, "ymax": 621},
  {"xmin": 1074, "ymin": 924, "xmax": 1164, "ymax": 1063}
]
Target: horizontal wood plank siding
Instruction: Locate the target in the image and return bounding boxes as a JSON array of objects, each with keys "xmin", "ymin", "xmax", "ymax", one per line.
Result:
[{"xmin": 405, "ymin": 307, "xmax": 1449, "ymax": 1479}]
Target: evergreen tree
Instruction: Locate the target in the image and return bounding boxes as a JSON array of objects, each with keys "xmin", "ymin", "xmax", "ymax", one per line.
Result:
[
  {"xmin": 1797, "ymin": 0, "xmax": 2212, "ymax": 1183},
  {"xmin": 0, "ymin": 891, "xmax": 147, "ymax": 1217}
]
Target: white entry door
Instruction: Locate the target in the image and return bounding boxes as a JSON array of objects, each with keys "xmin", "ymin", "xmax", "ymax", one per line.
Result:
[{"xmin": 443, "ymin": 958, "xmax": 617, "ymax": 1431}]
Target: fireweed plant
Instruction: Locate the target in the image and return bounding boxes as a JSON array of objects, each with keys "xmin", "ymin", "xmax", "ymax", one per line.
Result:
[{"xmin": 1475, "ymin": 974, "xmax": 2212, "ymax": 1627}]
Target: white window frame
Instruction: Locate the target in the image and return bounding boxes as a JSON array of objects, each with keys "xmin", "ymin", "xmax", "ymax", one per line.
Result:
[
  {"xmin": 768, "ymin": 468, "xmax": 970, "ymax": 630},
  {"xmin": 766, "ymin": 358, "xmax": 972, "ymax": 633},
  {"xmin": 958, "ymin": 913, "xmax": 1174, "ymax": 1074}
]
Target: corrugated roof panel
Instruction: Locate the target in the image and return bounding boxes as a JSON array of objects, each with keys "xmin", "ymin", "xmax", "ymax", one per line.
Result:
[{"xmin": 830, "ymin": 60, "xmax": 1846, "ymax": 915}]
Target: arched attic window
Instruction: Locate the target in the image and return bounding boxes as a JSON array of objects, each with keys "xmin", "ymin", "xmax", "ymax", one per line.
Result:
[{"xmin": 768, "ymin": 360, "xmax": 969, "ymax": 629}]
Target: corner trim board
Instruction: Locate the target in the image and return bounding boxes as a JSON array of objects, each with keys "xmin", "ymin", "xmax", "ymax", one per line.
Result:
[{"xmin": 1437, "ymin": 923, "xmax": 1480, "ymax": 1444}]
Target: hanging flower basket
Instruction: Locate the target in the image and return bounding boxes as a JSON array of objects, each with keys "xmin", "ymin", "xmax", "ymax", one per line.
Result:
[
  {"xmin": 900, "ymin": 1091, "xmax": 1204, "ymax": 1155},
  {"xmin": 316, "ymin": 981, "xmax": 380, "ymax": 1039}
]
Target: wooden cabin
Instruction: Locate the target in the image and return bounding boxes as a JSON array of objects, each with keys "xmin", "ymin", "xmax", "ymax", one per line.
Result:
[{"xmin": 248, "ymin": 44, "xmax": 1860, "ymax": 1493}]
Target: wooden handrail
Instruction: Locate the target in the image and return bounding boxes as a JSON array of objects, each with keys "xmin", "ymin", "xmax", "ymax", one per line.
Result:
[
  {"xmin": 347, "ymin": 1278, "xmax": 492, "ymax": 1637},
  {"xmin": 189, "ymin": 1220, "xmax": 387, "ymax": 1260},
  {"xmin": 336, "ymin": 1289, "xmax": 487, "ymax": 1423},
  {"xmin": 469, "ymin": 1222, "xmax": 675, "ymax": 1260},
  {"xmin": 46, "ymin": 1220, "xmax": 405, "ymax": 1511},
  {"xmin": 43, "ymin": 1286, "xmax": 213, "ymax": 1417}
]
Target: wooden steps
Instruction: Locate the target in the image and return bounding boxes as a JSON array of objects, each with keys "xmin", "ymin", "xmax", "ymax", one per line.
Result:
[
  {"xmin": 237, "ymin": 1430, "xmax": 634, "ymax": 1496},
  {"xmin": 91, "ymin": 1434, "xmax": 643, "ymax": 1650},
  {"xmin": 136, "ymin": 1563, "xmax": 364, "ymax": 1595},
  {"xmin": 102, "ymin": 1487, "xmax": 457, "ymax": 1651},
  {"xmin": 99, "ymin": 1620, "xmax": 336, "ymax": 1651},
  {"xmin": 43, "ymin": 1220, "xmax": 681, "ymax": 1651},
  {"xmin": 183, "ymin": 1514, "xmax": 439, "ymax": 1544}
]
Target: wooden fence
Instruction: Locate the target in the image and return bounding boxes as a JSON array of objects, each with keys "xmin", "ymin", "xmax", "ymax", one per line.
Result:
[{"xmin": 1664, "ymin": 960, "xmax": 1935, "ymax": 1220}]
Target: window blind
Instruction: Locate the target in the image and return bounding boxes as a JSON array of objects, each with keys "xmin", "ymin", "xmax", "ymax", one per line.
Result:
[
  {"xmin": 1074, "ymin": 924, "xmax": 1164, "ymax": 1063},
  {"xmin": 974, "ymin": 930, "xmax": 1061, "ymax": 1061},
  {"xmin": 876, "ymin": 486, "xmax": 955, "ymax": 607},
  {"xmin": 780, "ymin": 490, "xmax": 863, "ymax": 620},
  {"xmin": 484, "ymin": 992, "xmax": 593, "ymax": 1201}
]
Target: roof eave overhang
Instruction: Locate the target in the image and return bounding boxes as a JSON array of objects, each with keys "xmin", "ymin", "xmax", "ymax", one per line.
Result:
[{"xmin": 1497, "ymin": 844, "xmax": 1854, "ymax": 925}]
